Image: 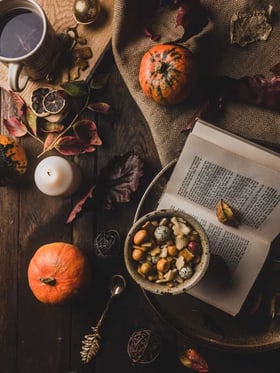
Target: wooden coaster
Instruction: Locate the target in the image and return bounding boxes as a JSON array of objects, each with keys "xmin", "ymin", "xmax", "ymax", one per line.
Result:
[{"xmin": 0, "ymin": 0, "xmax": 114, "ymax": 121}]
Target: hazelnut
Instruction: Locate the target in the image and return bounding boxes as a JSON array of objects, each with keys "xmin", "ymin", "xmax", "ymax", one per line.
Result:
[
  {"xmin": 132, "ymin": 248, "xmax": 145, "ymax": 262},
  {"xmin": 167, "ymin": 244, "xmax": 177, "ymax": 256},
  {"xmin": 139, "ymin": 262, "xmax": 153, "ymax": 276},
  {"xmin": 156, "ymin": 258, "xmax": 170, "ymax": 273},
  {"xmin": 133, "ymin": 229, "xmax": 149, "ymax": 245}
]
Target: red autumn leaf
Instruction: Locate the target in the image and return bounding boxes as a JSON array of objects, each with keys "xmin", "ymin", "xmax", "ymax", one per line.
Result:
[
  {"xmin": 232, "ymin": 75, "xmax": 280, "ymax": 111},
  {"xmin": 55, "ymin": 135, "xmax": 96, "ymax": 155},
  {"xmin": 97, "ymin": 152, "xmax": 144, "ymax": 210},
  {"xmin": 3, "ymin": 117, "xmax": 27, "ymax": 137},
  {"xmin": 87, "ymin": 102, "xmax": 113, "ymax": 114},
  {"xmin": 176, "ymin": 0, "xmax": 209, "ymax": 41},
  {"xmin": 67, "ymin": 185, "xmax": 96, "ymax": 223},
  {"xmin": 9, "ymin": 90, "xmax": 26, "ymax": 117},
  {"xmin": 44, "ymin": 133, "xmax": 58, "ymax": 151},
  {"xmin": 179, "ymin": 348, "xmax": 209, "ymax": 372},
  {"xmin": 73, "ymin": 119, "xmax": 102, "ymax": 146},
  {"xmin": 144, "ymin": 26, "xmax": 161, "ymax": 41}
]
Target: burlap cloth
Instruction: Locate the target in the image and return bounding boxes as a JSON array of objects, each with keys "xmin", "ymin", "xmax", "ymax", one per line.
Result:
[{"xmin": 112, "ymin": 0, "xmax": 280, "ymax": 166}]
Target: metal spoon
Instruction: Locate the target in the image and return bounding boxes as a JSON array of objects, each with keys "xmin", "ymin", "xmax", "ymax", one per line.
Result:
[{"xmin": 80, "ymin": 275, "xmax": 126, "ymax": 364}]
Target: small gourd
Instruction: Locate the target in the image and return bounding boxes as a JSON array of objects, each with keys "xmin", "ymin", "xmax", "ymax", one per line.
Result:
[
  {"xmin": 27, "ymin": 242, "xmax": 92, "ymax": 304},
  {"xmin": 139, "ymin": 44, "xmax": 197, "ymax": 105},
  {"xmin": 0, "ymin": 135, "xmax": 27, "ymax": 186}
]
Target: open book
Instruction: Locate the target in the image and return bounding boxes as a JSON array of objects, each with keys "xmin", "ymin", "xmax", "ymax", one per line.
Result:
[{"xmin": 157, "ymin": 119, "xmax": 280, "ymax": 316}]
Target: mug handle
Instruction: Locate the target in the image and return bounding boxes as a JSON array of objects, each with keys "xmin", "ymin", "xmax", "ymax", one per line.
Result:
[{"xmin": 8, "ymin": 63, "xmax": 29, "ymax": 92}]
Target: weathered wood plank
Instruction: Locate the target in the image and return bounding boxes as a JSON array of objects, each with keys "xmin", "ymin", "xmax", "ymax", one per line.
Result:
[
  {"xmin": 0, "ymin": 187, "xmax": 19, "ymax": 373},
  {"xmin": 15, "ymin": 136, "xmax": 74, "ymax": 373},
  {"xmin": 0, "ymin": 89, "xmax": 20, "ymax": 372}
]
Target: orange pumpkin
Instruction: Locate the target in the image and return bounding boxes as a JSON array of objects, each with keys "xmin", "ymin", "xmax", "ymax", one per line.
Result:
[
  {"xmin": 27, "ymin": 242, "xmax": 92, "ymax": 304},
  {"xmin": 0, "ymin": 135, "xmax": 28, "ymax": 186},
  {"xmin": 139, "ymin": 44, "xmax": 197, "ymax": 105}
]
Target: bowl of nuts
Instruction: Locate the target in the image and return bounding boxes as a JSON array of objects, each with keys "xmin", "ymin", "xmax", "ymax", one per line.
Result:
[{"xmin": 124, "ymin": 209, "xmax": 210, "ymax": 295}]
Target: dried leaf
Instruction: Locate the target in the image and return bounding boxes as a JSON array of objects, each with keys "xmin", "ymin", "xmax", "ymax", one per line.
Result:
[
  {"xmin": 69, "ymin": 65, "xmax": 80, "ymax": 81},
  {"xmin": 90, "ymin": 73, "xmax": 109, "ymax": 89},
  {"xmin": 61, "ymin": 80, "xmax": 89, "ymax": 97},
  {"xmin": 230, "ymin": 6, "xmax": 273, "ymax": 47},
  {"xmin": 43, "ymin": 133, "xmax": 57, "ymax": 151},
  {"xmin": 3, "ymin": 117, "xmax": 27, "ymax": 137},
  {"xmin": 176, "ymin": 0, "xmax": 209, "ymax": 41},
  {"xmin": 40, "ymin": 122, "xmax": 64, "ymax": 133},
  {"xmin": 67, "ymin": 185, "xmax": 95, "ymax": 223},
  {"xmin": 55, "ymin": 136, "xmax": 96, "ymax": 155},
  {"xmin": 144, "ymin": 27, "xmax": 161, "ymax": 41},
  {"xmin": 26, "ymin": 107, "xmax": 38, "ymax": 136},
  {"xmin": 76, "ymin": 59, "xmax": 89, "ymax": 71},
  {"xmin": 87, "ymin": 102, "xmax": 112, "ymax": 114},
  {"xmin": 73, "ymin": 46, "xmax": 93, "ymax": 59},
  {"xmin": 179, "ymin": 348, "xmax": 209, "ymax": 373},
  {"xmin": 73, "ymin": 119, "xmax": 102, "ymax": 146},
  {"xmin": 97, "ymin": 152, "xmax": 144, "ymax": 210},
  {"xmin": 9, "ymin": 90, "xmax": 26, "ymax": 117}
]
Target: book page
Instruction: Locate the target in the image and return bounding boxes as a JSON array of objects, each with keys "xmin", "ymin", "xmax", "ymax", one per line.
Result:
[
  {"xmin": 193, "ymin": 119, "xmax": 280, "ymax": 173},
  {"xmin": 165, "ymin": 133, "xmax": 280, "ymax": 240},
  {"xmin": 156, "ymin": 120, "xmax": 280, "ymax": 315}
]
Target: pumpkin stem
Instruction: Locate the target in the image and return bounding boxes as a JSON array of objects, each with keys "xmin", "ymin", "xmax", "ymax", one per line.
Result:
[
  {"xmin": 39, "ymin": 277, "xmax": 56, "ymax": 286},
  {"xmin": 155, "ymin": 62, "xmax": 167, "ymax": 74}
]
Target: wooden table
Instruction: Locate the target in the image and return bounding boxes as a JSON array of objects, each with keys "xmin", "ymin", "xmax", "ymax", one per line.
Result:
[{"xmin": 1, "ymin": 48, "xmax": 280, "ymax": 373}]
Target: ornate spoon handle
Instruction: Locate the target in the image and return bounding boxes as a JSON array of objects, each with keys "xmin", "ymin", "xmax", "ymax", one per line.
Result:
[
  {"xmin": 80, "ymin": 275, "xmax": 126, "ymax": 364},
  {"xmin": 80, "ymin": 295, "xmax": 113, "ymax": 364}
]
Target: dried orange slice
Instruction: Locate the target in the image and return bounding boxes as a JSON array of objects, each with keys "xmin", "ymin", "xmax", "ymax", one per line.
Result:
[
  {"xmin": 42, "ymin": 90, "xmax": 66, "ymax": 115},
  {"xmin": 30, "ymin": 87, "xmax": 51, "ymax": 117}
]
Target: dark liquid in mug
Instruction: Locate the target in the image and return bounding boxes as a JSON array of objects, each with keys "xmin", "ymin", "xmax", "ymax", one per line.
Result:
[{"xmin": 0, "ymin": 9, "xmax": 43, "ymax": 58}]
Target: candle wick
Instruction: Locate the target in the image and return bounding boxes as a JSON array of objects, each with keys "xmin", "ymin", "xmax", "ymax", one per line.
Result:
[{"xmin": 47, "ymin": 170, "xmax": 52, "ymax": 176}]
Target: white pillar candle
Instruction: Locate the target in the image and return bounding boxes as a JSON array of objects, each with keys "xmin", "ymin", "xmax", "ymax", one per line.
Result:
[{"xmin": 34, "ymin": 156, "xmax": 82, "ymax": 197}]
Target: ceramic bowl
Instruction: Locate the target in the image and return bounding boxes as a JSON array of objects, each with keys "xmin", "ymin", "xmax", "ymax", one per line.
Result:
[{"xmin": 124, "ymin": 209, "xmax": 211, "ymax": 295}]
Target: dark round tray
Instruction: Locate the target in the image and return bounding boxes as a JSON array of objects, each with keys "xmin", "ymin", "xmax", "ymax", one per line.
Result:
[{"xmin": 134, "ymin": 159, "xmax": 280, "ymax": 352}]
